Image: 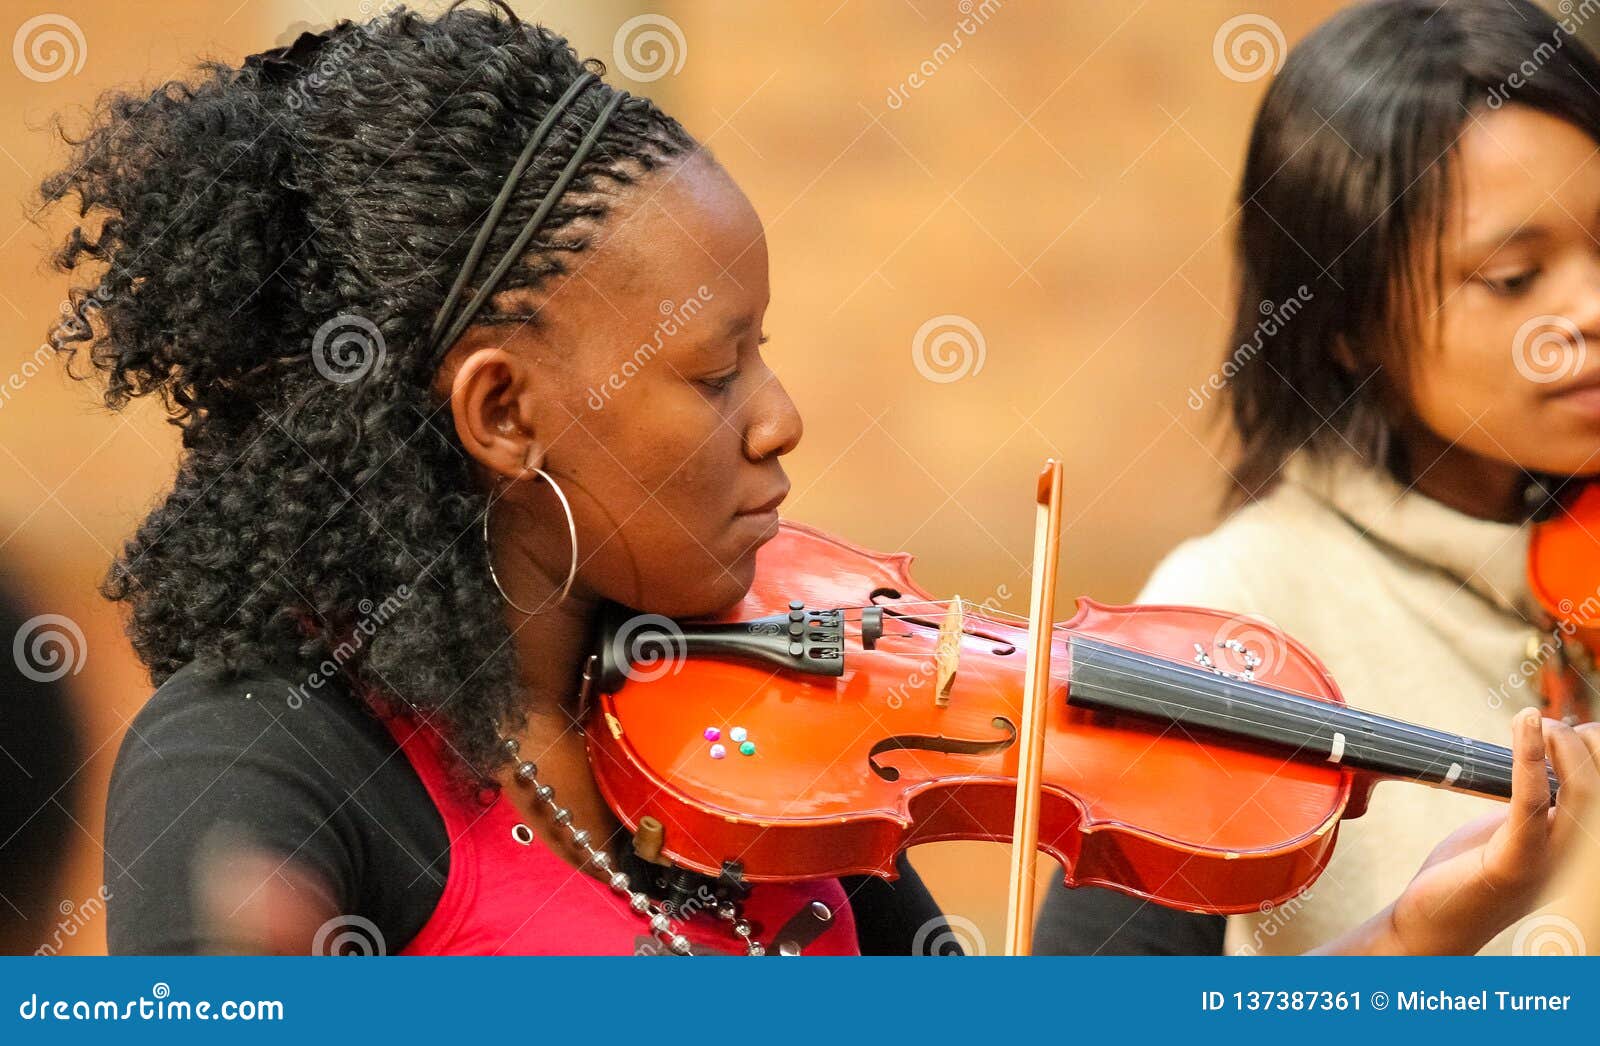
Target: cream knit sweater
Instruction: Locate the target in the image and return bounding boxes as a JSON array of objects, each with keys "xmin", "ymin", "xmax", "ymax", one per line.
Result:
[{"xmin": 1137, "ymin": 450, "xmax": 1576, "ymax": 956}]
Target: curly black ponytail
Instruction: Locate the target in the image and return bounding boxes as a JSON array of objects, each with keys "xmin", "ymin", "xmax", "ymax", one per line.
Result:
[{"xmin": 38, "ymin": 3, "xmax": 696, "ymax": 778}]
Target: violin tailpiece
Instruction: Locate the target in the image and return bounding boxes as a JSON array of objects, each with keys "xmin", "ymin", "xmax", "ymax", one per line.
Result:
[{"xmin": 594, "ymin": 600, "xmax": 846, "ymax": 693}]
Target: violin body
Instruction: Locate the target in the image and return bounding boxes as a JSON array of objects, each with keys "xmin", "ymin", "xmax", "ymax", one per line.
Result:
[{"xmin": 588, "ymin": 522, "xmax": 1363, "ymax": 915}]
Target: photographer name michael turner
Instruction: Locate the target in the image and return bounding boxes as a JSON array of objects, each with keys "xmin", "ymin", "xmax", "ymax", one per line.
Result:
[{"xmin": 1393, "ymin": 990, "xmax": 1572, "ymax": 1012}]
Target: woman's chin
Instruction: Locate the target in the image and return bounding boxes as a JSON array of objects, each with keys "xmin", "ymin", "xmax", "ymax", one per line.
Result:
[
  {"xmin": 697, "ymin": 555, "xmax": 759, "ymax": 616},
  {"xmin": 625, "ymin": 552, "xmax": 757, "ymax": 619}
]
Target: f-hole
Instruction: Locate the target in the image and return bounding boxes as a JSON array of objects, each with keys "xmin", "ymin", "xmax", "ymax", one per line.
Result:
[{"xmin": 868, "ymin": 716, "xmax": 1018, "ymax": 781}]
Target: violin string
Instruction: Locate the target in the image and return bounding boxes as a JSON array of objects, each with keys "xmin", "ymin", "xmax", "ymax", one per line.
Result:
[
  {"xmin": 1073, "ymin": 645, "xmax": 1533, "ymax": 783},
  {"xmin": 829, "ymin": 598, "xmax": 1535, "ymax": 778},
  {"xmin": 829, "ymin": 600, "xmax": 1532, "ymax": 781},
  {"xmin": 1073, "ymin": 638, "xmax": 1525, "ymax": 773},
  {"xmin": 1076, "ymin": 639, "xmax": 1533, "ymax": 776},
  {"xmin": 1060, "ymin": 669, "xmax": 1535, "ymax": 790}
]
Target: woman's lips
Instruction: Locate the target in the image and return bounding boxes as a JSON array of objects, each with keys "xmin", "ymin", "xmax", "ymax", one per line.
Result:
[
  {"xmin": 736, "ymin": 485, "xmax": 790, "ymax": 518},
  {"xmin": 1548, "ymin": 382, "xmax": 1600, "ymax": 420},
  {"xmin": 731, "ymin": 508, "xmax": 782, "ymax": 551},
  {"xmin": 732, "ymin": 487, "xmax": 787, "ymax": 547}
]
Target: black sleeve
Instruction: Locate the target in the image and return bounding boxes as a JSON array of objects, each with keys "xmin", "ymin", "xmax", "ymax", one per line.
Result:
[
  {"xmin": 841, "ymin": 851, "xmax": 959, "ymax": 955},
  {"xmin": 0, "ymin": 585, "xmax": 82, "ymax": 952},
  {"xmin": 104, "ymin": 660, "xmax": 447, "ymax": 955},
  {"xmin": 1033, "ymin": 880, "xmax": 1226, "ymax": 955}
]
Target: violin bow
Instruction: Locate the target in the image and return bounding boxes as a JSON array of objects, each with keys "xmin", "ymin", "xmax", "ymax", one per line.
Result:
[{"xmin": 1002, "ymin": 458, "xmax": 1064, "ymax": 956}]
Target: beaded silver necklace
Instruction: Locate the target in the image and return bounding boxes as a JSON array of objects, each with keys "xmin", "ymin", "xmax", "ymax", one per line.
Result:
[{"xmin": 495, "ymin": 733, "xmax": 767, "ymax": 956}]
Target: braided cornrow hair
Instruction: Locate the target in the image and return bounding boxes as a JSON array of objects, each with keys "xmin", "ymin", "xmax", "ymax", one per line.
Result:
[{"xmin": 38, "ymin": 2, "xmax": 697, "ymax": 780}]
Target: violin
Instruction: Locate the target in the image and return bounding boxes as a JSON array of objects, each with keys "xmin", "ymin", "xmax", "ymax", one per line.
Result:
[
  {"xmin": 584, "ymin": 494, "xmax": 1559, "ymax": 934},
  {"xmin": 1525, "ymin": 480, "xmax": 1600, "ymax": 722}
]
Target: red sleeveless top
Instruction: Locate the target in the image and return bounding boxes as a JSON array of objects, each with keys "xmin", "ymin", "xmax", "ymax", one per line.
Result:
[{"xmin": 382, "ymin": 713, "xmax": 859, "ymax": 955}]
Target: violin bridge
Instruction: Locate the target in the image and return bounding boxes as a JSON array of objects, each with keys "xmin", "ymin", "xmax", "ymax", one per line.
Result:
[{"xmin": 935, "ymin": 596, "xmax": 964, "ymax": 706}]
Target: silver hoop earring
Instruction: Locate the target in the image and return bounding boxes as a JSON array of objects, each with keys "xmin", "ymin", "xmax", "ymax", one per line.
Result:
[{"xmin": 484, "ymin": 467, "xmax": 578, "ymax": 615}]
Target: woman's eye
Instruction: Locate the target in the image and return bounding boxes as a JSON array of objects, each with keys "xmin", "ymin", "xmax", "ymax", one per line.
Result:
[
  {"xmin": 698, "ymin": 369, "xmax": 740, "ymax": 393},
  {"xmin": 1480, "ymin": 268, "xmax": 1540, "ymax": 296}
]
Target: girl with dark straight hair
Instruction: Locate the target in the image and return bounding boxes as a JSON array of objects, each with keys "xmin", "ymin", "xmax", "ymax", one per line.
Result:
[{"xmin": 1038, "ymin": 0, "xmax": 1600, "ymax": 956}]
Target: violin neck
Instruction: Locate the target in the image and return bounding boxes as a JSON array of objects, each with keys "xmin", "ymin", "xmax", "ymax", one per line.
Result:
[{"xmin": 1065, "ymin": 635, "xmax": 1558, "ymax": 805}]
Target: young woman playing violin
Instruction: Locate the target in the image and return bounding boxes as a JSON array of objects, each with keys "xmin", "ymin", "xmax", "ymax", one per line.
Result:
[
  {"xmin": 1038, "ymin": 0, "xmax": 1600, "ymax": 957},
  {"xmin": 55, "ymin": 3, "xmax": 1598, "ymax": 956}
]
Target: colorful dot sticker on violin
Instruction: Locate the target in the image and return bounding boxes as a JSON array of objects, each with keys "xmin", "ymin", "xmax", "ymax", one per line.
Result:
[
  {"xmin": 709, "ymin": 743, "xmax": 727, "ymax": 759},
  {"xmin": 739, "ymin": 740, "xmax": 756, "ymax": 756},
  {"xmin": 729, "ymin": 726, "xmax": 748, "ymax": 743},
  {"xmin": 703, "ymin": 727, "xmax": 721, "ymax": 742}
]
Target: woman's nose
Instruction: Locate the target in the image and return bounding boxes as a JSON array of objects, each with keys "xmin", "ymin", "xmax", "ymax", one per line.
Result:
[
  {"xmin": 744, "ymin": 366, "xmax": 803, "ymax": 461},
  {"xmin": 1567, "ymin": 249, "xmax": 1600, "ymax": 338}
]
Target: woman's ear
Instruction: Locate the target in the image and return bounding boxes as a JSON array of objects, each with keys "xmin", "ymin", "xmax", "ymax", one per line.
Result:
[{"xmin": 448, "ymin": 347, "xmax": 549, "ymax": 481}]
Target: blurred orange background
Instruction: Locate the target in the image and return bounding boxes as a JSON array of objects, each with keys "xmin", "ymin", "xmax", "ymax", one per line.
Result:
[{"xmin": 10, "ymin": 0, "xmax": 1546, "ymax": 954}]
